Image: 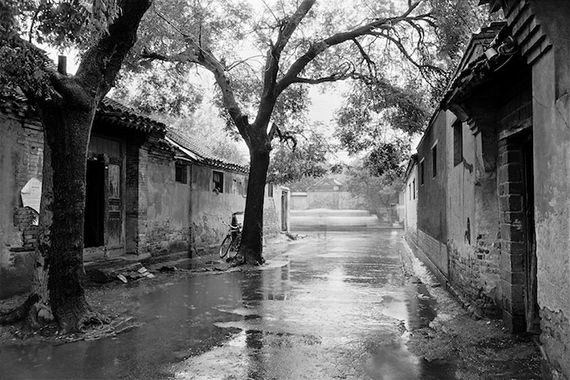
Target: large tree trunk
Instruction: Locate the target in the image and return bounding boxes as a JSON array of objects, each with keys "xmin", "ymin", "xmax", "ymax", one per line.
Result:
[
  {"xmin": 239, "ymin": 136, "xmax": 271, "ymax": 265},
  {"xmin": 39, "ymin": 102, "xmax": 106, "ymax": 332}
]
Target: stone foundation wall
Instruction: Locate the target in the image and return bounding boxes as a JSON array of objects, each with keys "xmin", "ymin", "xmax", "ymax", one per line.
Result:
[{"xmin": 417, "ymin": 229, "xmax": 448, "ymax": 276}]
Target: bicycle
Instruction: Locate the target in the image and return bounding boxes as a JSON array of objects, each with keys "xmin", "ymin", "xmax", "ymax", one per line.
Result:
[{"xmin": 219, "ymin": 212, "xmax": 243, "ymax": 259}]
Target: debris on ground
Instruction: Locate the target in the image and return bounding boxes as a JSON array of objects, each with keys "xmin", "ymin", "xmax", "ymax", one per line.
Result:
[
  {"xmin": 88, "ymin": 269, "xmax": 115, "ymax": 284},
  {"xmin": 285, "ymin": 232, "xmax": 306, "ymax": 240},
  {"xmin": 158, "ymin": 265, "xmax": 177, "ymax": 272}
]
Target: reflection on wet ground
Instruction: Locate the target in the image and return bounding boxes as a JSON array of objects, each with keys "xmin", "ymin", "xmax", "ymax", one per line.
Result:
[{"xmin": 0, "ymin": 230, "xmax": 455, "ymax": 379}]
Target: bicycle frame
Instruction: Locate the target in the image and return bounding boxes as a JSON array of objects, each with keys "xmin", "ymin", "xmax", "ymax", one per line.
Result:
[{"xmin": 219, "ymin": 220, "xmax": 242, "ymax": 258}]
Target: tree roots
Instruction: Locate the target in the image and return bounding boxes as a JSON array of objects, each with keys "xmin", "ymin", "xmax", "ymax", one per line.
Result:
[
  {"xmin": 77, "ymin": 310, "xmax": 111, "ymax": 332},
  {"xmin": 0, "ymin": 293, "xmax": 111, "ymax": 340},
  {"xmin": 0, "ymin": 294, "xmax": 39, "ymax": 325},
  {"xmin": 230, "ymin": 252, "xmax": 266, "ymax": 267}
]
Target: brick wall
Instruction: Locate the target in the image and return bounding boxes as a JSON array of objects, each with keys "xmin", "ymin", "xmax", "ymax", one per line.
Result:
[
  {"xmin": 14, "ymin": 121, "xmax": 44, "ymax": 248},
  {"xmin": 497, "ymin": 138, "xmax": 528, "ymax": 332},
  {"xmin": 417, "ymin": 228, "xmax": 448, "ymax": 276},
  {"xmin": 447, "ymin": 237, "xmax": 502, "ymax": 317},
  {"xmin": 0, "ymin": 114, "xmax": 43, "ymax": 298}
]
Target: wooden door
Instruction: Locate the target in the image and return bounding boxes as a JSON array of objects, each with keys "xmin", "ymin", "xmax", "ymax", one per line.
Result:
[{"xmin": 106, "ymin": 161, "xmax": 122, "ymax": 248}]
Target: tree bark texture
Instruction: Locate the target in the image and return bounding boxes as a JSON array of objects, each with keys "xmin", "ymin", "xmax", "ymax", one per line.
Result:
[
  {"xmin": 39, "ymin": 103, "xmax": 99, "ymax": 332},
  {"xmin": 239, "ymin": 135, "xmax": 271, "ymax": 265}
]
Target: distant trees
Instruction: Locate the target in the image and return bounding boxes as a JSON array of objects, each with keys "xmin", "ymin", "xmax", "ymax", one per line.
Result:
[{"xmin": 0, "ymin": 0, "xmax": 151, "ymax": 332}]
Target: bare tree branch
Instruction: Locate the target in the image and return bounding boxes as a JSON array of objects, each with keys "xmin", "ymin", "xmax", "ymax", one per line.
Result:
[
  {"xmin": 352, "ymin": 38, "xmax": 376, "ymax": 77},
  {"xmin": 141, "ymin": 43, "xmax": 251, "ymax": 143},
  {"xmin": 370, "ymin": 29, "xmax": 445, "ymax": 84},
  {"xmin": 257, "ymin": 0, "xmax": 316, "ymax": 127},
  {"xmin": 275, "ymin": 4, "xmax": 435, "ymax": 95}
]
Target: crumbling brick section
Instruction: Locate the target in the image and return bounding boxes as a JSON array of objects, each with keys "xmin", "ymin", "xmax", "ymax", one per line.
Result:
[
  {"xmin": 497, "ymin": 139, "xmax": 526, "ymax": 332},
  {"xmin": 447, "ymin": 236, "xmax": 502, "ymax": 318},
  {"xmin": 13, "ymin": 122, "xmax": 44, "ymax": 249}
]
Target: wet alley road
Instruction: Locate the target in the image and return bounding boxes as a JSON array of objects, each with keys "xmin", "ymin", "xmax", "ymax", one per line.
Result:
[{"xmin": 1, "ymin": 230, "xmax": 536, "ymax": 379}]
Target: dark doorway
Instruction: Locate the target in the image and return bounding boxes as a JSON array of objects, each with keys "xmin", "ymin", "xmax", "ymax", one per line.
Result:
[
  {"xmin": 522, "ymin": 136, "xmax": 539, "ymax": 334},
  {"xmin": 85, "ymin": 160, "xmax": 105, "ymax": 247}
]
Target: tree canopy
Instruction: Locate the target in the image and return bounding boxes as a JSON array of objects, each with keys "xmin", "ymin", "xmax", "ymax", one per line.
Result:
[{"xmin": 114, "ymin": 0, "xmax": 495, "ymax": 264}]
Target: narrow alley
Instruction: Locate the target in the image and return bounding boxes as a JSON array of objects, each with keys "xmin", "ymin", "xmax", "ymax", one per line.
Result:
[{"xmin": 0, "ymin": 231, "xmax": 543, "ymax": 379}]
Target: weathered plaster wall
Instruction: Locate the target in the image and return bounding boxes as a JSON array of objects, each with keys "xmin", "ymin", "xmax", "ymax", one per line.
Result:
[
  {"xmin": 190, "ymin": 165, "xmax": 247, "ymax": 251},
  {"xmin": 0, "ymin": 115, "xmax": 42, "ymax": 298},
  {"xmin": 415, "ymin": 110, "xmax": 448, "ymax": 279},
  {"xmin": 142, "ymin": 148, "xmax": 191, "ymax": 257},
  {"xmin": 404, "ymin": 163, "xmax": 418, "ymax": 233},
  {"xmin": 290, "ymin": 193, "xmax": 308, "ymax": 210},
  {"xmin": 446, "ymin": 111, "xmax": 502, "ymax": 317},
  {"xmin": 532, "ymin": 48, "xmax": 570, "ymax": 378},
  {"xmin": 417, "ymin": 111, "xmax": 448, "ymax": 243}
]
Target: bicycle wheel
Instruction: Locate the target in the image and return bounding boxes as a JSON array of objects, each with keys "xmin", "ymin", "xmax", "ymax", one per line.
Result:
[{"xmin": 219, "ymin": 235, "xmax": 232, "ymax": 258}]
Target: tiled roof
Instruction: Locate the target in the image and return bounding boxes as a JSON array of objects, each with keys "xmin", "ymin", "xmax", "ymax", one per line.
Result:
[
  {"xmin": 97, "ymin": 98, "xmax": 166, "ymax": 134},
  {"xmin": 441, "ymin": 23, "xmax": 515, "ymax": 108},
  {"xmin": 0, "ymin": 92, "xmax": 166, "ymax": 135},
  {"xmin": 166, "ymin": 129, "xmax": 248, "ymax": 174},
  {"xmin": 0, "ymin": 93, "xmax": 38, "ymax": 119}
]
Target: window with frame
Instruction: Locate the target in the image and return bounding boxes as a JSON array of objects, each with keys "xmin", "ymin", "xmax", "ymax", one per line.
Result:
[
  {"xmin": 432, "ymin": 144, "xmax": 438, "ymax": 177},
  {"xmin": 412, "ymin": 179, "xmax": 416, "ymax": 199},
  {"xmin": 453, "ymin": 120, "xmax": 463, "ymax": 166},
  {"xmin": 213, "ymin": 171, "xmax": 224, "ymax": 193},
  {"xmin": 175, "ymin": 163, "xmax": 187, "ymax": 184},
  {"xmin": 267, "ymin": 184, "xmax": 274, "ymax": 198},
  {"xmin": 420, "ymin": 159, "xmax": 425, "ymax": 185}
]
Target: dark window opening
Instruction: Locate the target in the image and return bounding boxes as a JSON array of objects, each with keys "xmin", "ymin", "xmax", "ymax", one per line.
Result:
[
  {"xmin": 84, "ymin": 160, "xmax": 105, "ymax": 248},
  {"xmin": 453, "ymin": 121, "xmax": 463, "ymax": 166},
  {"xmin": 213, "ymin": 171, "xmax": 224, "ymax": 193},
  {"xmin": 175, "ymin": 163, "xmax": 187, "ymax": 184},
  {"xmin": 420, "ymin": 160, "xmax": 425, "ymax": 185},
  {"xmin": 412, "ymin": 179, "xmax": 416, "ymax": 199},
  {"xmin": 432, "ymin": 144, "xmax": 438, "ymax": 177},
  {"xmin": 267, "ymin": 184, "xmax": 274, "ymax": 198}
]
